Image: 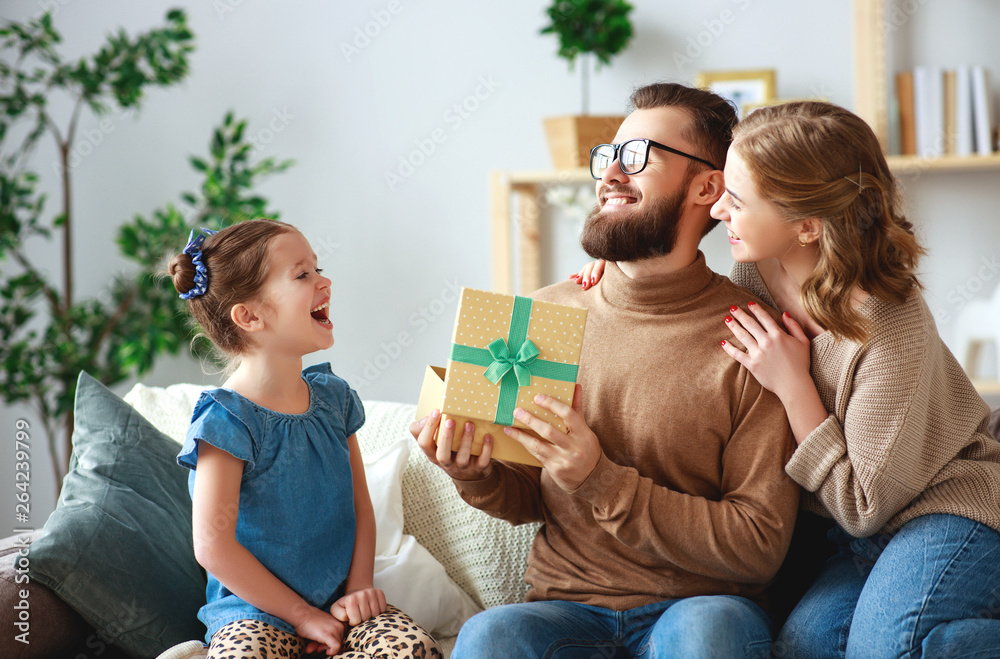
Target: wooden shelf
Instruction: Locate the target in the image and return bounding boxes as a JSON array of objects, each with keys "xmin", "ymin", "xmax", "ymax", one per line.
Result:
[
  {"xmin": 491, "ymin": 169, "xmax": 595, "ymax": 295},
  {"xmin": 886, "ymin": 153, "xmax": 1000, "ymax": 173},
  {"xmin": 499, "ymin": 168, "xmax": 592, "ymax": 185},
  {"xmin": 855, "ymin": 0, "xmax": 999, "ymax": 169}
]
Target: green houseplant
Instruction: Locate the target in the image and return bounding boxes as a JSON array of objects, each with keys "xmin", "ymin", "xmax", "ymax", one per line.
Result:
[
  {"xmin": 539, "ymin": 0, "xmax": 634, "ymax": 168},
  {"xmin": 0, "ymin": 10, "xmax": 292, "ymax": 490}
]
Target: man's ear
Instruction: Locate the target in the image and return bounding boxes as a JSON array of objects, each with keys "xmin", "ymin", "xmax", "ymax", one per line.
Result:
[
  {"xmin": 231, "ymin": 302, "xmax": 264, "ymax": 333},
  {"xmin": 689, "ymin": 169, "xmax": 726, "ymax": 207}
]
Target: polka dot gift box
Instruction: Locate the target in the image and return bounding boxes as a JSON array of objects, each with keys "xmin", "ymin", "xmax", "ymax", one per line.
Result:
[{"xmin": 416, "ymin": 287, "xmax": 587, "ymax": 466}]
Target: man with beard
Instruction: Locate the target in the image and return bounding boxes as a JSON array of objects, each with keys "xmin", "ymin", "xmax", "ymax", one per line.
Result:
[{"xmin": 412, "ymin": 83, "xmax": 799, "ymax": 658}]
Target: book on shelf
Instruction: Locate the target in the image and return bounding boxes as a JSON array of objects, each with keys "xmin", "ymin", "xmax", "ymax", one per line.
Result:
[
  {"xmin": 913, "ymin": 66, "xmax": 945, "ymax": 158},
  {"xmin": 895, "ymin": 65, "xmax": 995, "ymax": 158},
  {"xmin": 896, "ymin": 71, "xmax": 916, "ymax": 155},
  {"xmin": 972, "ymin": 66, "xmax": 994, "ymax": 156},
  {"xmin": 955, "ymin": 65, "xmax": 974, "ymax": 157},
  {"xmin": 943, "ymin": 70, "xmax": 957, "ymax": 155}
]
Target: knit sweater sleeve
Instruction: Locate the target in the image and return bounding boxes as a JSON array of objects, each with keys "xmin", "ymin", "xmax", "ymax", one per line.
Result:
[
  {"xmin": 452, "ymin": 461, "xmax": 545, "ymax": 525},
  {"xmin": 785, "ymin": 297, "xmax": 957, "ymax": 537},
  {"xmin": 570, "ymin": 370, "xmax": 800, "ymax": 584}
]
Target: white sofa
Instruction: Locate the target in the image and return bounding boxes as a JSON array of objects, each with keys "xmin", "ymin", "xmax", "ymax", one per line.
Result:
[{"xmin": 0, "ymin": 380, "xmax": 539, "ymax": 659}]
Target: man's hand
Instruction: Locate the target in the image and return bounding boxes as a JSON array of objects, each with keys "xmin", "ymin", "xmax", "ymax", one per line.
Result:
[
  {"xmin": 331, "ymin": 587, "xmax": 386, "ymax": 626},
  {"xmin": 502, "ymin": 384, "xmax": 601, "ymax": 491},
  {"xmin": 410, "ymin": 409, "xmax": 494, "ymax": 481}
]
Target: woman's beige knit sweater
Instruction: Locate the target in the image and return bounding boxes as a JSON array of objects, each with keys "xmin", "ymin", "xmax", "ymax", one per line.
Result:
[{"xmin": 731, "ymin": 261, "xmax": 1000, "ymax": 537}]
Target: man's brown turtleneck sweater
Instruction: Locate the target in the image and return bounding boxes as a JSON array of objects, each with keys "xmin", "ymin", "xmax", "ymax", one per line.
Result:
[{"xmin": 455, "ymin": 253, "xmax": 800, "ymax": 610}]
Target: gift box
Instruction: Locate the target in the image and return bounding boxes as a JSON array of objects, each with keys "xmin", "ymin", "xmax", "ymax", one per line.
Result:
[{"xmin": 415, "ymin": 287, "xmax": 587, "ymax": 467}]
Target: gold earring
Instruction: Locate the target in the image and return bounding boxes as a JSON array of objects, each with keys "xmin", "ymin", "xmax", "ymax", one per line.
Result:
[{"xmin": 798, "ymin": 237, "xmax": 808, "ymax": 247}]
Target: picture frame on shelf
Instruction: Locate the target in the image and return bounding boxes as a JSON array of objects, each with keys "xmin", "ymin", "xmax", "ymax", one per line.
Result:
[{"xmin": 695, "ymin": 69, "xmax": 777, "ymax": 119}]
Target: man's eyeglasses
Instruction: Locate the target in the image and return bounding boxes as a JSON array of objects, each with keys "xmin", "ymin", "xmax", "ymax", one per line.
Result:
[{"xmin": 589, "ymin": 139, "xmax": 719, "ymax": 180}]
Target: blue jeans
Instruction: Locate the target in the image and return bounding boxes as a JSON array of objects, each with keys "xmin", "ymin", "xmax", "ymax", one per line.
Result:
[
  {"xmin": 775, "ymin": 514, "xmax": 1000, "ymax": 659},
  {"xmin": 452, "ymin": 595, "xmax": 772, "ymax": 658}
]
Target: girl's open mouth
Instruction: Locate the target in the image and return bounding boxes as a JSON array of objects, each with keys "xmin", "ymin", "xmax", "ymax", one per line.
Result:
[{"xmin": 310, "ymin": 301, "xmax": 331, "ymax": 325}]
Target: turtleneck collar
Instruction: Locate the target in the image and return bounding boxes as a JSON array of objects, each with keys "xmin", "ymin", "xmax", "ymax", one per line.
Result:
[{"xmin": 600, "ymin": 251, "xmax": 716, "ymax": 313}]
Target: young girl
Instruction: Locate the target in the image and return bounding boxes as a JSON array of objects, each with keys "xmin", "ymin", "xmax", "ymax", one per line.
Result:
[
  {"xmin": 170, "ymin": 219, "xmax": 441, "ymax": 658},
  {"xmin": 575, "ymin": 102, "xmax": 1000, "ymax": 657}
]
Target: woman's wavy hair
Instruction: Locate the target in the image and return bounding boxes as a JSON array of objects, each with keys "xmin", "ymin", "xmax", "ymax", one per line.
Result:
[{"xmin": 732, "ymin": 101, "xmax": 925, "ymax": 342}]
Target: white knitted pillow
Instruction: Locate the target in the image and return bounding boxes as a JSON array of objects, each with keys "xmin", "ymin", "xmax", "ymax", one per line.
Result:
[
  {"xmin": 358, "ymin": 401, "xmax": 540, "ymax": 610},
  {"xmin": 124, "ymin": 382, "xmax": 209, "ymax": 444}
]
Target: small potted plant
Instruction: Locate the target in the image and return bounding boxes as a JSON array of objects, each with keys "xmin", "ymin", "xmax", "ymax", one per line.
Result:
[{"xmin": 540, "ymin": 0, "xmax": 634, "ymax": 169}]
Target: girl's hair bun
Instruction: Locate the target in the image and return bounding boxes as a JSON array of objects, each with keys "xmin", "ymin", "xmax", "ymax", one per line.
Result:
[{"xmin": 168, "ymin": 252, "xmax": 197, "ymax": 295}]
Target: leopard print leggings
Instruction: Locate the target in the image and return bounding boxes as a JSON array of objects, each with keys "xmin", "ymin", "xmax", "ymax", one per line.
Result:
[{"xmin": 206, "ymin": 604, "xmax": 442, "ymax": 658}]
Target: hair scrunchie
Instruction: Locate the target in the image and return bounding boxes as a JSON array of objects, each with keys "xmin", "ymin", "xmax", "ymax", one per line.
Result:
[{"xmin": 179, "ymin": 227, "xmax": 218, "ymax": 300}]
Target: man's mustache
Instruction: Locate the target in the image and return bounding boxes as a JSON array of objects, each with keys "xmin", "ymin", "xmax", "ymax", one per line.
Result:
[{"xmin": 599, "ymin": 185, "xmax": 642, "ymax": 204}]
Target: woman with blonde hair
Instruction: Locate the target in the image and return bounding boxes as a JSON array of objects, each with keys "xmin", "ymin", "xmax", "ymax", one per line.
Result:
[{"xmin": 576, "ymin": 101, "xmax": 1000, "ymax": 656}]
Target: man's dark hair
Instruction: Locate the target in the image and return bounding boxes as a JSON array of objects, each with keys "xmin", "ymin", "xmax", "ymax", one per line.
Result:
[{"xmin": 628, "ymin": 83, "xmax": 738, "ymax": 174}]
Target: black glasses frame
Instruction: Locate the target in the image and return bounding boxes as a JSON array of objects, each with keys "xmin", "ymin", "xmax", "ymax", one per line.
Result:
[{"xmin": 589, "ymin": 139, "xmax": 719, "ymax": 180}]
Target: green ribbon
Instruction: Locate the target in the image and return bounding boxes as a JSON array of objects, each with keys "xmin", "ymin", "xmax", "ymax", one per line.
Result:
[
  {"xmin": 483, "ymin": 337, "xmax": 540, "ymax": 386},
  {"xmin": 449, "ymin": 294, "xmax": 579, "ymax": 426}
]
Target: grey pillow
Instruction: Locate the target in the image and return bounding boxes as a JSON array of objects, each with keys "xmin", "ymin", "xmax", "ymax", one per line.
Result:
[{"xmin": 29, "ymin": 372, "xmax": 205, "ymax": 658}]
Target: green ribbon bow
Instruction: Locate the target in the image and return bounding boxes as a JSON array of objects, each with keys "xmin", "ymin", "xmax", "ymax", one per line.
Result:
[
  {"xmin": 449, "ymin": 294, "xmax": 578, "ymax": 426},
  {"xmin": 483, "ymin": 337, "xmax": 540, "ymax": 387}
]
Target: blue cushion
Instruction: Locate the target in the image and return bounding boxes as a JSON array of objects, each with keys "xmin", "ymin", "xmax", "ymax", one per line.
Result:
[{"xmin": 29, "ymin": 372, "xmax": 205, "ymax": 658}]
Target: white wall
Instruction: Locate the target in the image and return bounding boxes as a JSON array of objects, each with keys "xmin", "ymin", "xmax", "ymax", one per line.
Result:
[{"xmin": 1, "ymin": 0, "xmax": 998, "ymax": 532}]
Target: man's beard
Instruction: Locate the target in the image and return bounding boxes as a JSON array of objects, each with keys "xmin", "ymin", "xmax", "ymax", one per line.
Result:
[{"xmin": 580, "ymin": 181, "xmax": 689, "ymax": 262}]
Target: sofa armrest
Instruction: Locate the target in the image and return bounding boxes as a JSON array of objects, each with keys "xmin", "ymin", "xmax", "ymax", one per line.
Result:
[{"xmin": 0, "ymin": 532, "xmax": 129, "ymax": 659}]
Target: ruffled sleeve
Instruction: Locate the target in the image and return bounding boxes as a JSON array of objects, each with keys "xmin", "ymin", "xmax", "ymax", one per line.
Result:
[
  {"xmin": 177, "ymin": 391, "xmax": 260, "ymax": 473},
  {"xmin": 304, "ymin": 363, "xmax": 365, "ymax": 437},
  {"xmin": 340, "ymin": 381, "xmax": 364, "ymax": 437}
]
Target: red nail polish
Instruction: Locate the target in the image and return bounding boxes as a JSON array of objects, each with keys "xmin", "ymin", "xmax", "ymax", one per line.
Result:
[
  {"xmin": 748, "ymin": 300, "xmax": 756, "ymax": 307},
  {"xmin": 720, "ymin": 340, "xmax": 727, "ymax": 346},
  {"xmin": 725, "ymin": 316, "xmax": 732, "ymax": 323},
  {"xmin": 730, "ymin": 305, "xmax": 738, "ymax": 312}
]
